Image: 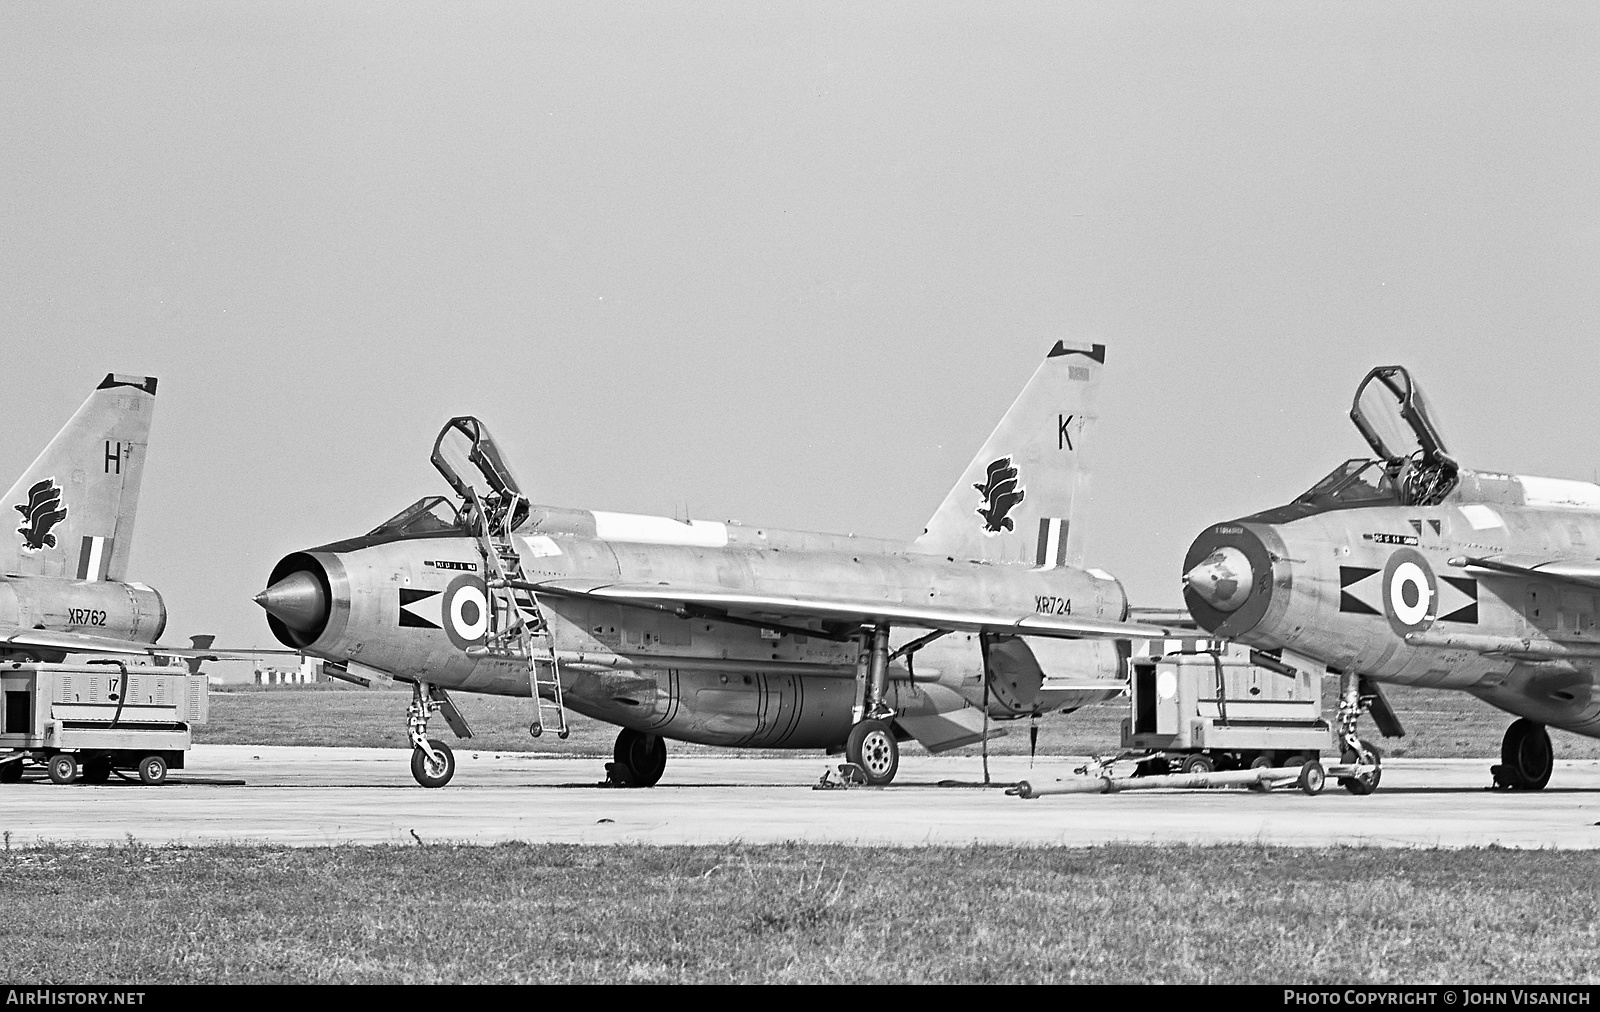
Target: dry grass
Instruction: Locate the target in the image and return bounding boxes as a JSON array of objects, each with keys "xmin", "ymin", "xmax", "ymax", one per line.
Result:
[
  {"xmin": 197, "ymin": 680, "xmax": 1600, "ymax": 759},
  {"xmin": 0, "ymin": 841, "xmax": 1595, "ymax": 984}
]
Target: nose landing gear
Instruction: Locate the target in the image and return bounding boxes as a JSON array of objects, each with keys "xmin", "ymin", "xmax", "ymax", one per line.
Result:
[
  {"xmin": 406, "ymin": 681, "xmax": 470, "ymax": 788},
  {"xmin": 1331, "ymin": 670, "xmax": 1393, "ymax": 795},
  {"xmin": 1491, "ymin": 718, "xmax": 1553, "ymax": 791}
]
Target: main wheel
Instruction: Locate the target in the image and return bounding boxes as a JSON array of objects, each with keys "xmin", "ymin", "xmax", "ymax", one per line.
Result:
[
  {"xmin": 1496, "ymin": 719, "xmax": 1554, "ymax": 791},
  {"xmin": 0, "ymin": 760, "xmax": 22, "ymax": 783},
  {"xmin": 1339, "ymin": 739, "xmax": 1383, "ymax": 795},
  {"xmin": 613, "ymin": 729, "xmax": 668, "ymax": 788},
  {"xmin": 845, "ymin": 719, "xmax": 899, "ymax": 786},
  {"xmin": 137, "ymin": 755, "xmax": 168, "ymax": 786},
  {"xmin": 48, "ymin": 754, "xmax": 78, "ymax": 785},
  {"xmin": 1180, "ymin": 753, "xmax": 1215, "ymax": 775},
  {"xmin": 410, "ymin": 739, "xmax": 455, "ymax": 788},
  {"xmin": 81, "ymin": 757, "xmax": 111, "ymax": 784},
  {"xmin": 1297, "ymin": 760, "xmax": 1326, "ymax": 796}
]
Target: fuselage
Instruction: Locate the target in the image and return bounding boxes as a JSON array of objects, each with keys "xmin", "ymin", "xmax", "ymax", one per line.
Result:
[
  {"xmin": 0, "ymin": 575, "xmax": 166, "ymax": 658},
  {"xmin": 1185, "ymin": 467, "xmax": 1600, "ymax": 737},
  {"xmin": 265, "ymin": 503, "xmax": 1129, "ymax": 749}
]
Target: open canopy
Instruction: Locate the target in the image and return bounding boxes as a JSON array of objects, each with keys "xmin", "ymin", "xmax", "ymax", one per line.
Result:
[{"xmin": 1350, "ymin": 365, "xmax": 1452, "ymax": 463}]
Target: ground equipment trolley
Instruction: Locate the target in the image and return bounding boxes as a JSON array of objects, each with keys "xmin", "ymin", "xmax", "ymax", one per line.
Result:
[{"xmin": 0, "ymin": 661, "xmax": 208, "ymax": 785}]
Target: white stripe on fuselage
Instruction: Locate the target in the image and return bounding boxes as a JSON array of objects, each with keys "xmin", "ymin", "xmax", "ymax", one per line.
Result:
[
  {"xmin": 1518, "ymin": 475, "xmax": 1600, "ymax": 509},
  {"xmin": 591, "ymin": 510, "xmax": 729, "ymax": 547}
]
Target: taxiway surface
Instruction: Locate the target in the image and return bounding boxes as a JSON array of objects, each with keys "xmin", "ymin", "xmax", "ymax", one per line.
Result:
[{"xmin": 4, "ymin": 745, "xmax": 1600, "ymax": 848}]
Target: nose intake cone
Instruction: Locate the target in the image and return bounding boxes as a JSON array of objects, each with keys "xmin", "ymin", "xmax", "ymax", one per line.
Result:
[
  {"xmin": 1183, "ymin": 546, "xmax": 1254, "ymax": 612},
  {"xmin": 254, "ymin": 570, "xmax": 328, "ymax": 633}
]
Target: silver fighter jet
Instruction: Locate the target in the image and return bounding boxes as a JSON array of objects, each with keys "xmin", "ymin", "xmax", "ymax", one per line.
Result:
[
  {"xmin": 1185, "ymin": 365, "xmax": 1600, "ymax": 791},
  {"xmin": 257, "ymin": 342, "xmax": 1181, "ymax": 787}
]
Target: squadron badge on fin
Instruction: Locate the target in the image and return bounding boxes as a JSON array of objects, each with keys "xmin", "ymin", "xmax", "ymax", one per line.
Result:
[
  {"xmin": 974, "ymin": 457, "xmax": 1025, "ymax": 533},
  {"xmin": 15, "ymin": 478, "xmax": 67, "ymax": 552}
]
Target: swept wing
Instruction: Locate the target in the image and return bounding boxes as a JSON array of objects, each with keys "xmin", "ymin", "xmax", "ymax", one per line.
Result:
[
  {"xmin": 518, "ymin": 577, "xmax": 1185, "ymax": 640},
  {"xmin": 1448, "ymin": 554, "xmax": 1600, "ymax": 591},
  {"xmin": 0, "ymin": 626, "xmax": 294, "ymax": 661}
]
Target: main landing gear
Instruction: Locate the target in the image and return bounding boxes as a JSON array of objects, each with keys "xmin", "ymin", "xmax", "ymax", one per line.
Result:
[
  {"xmin": 840, "ymin": 624, "xmax": 901, "ymax": 786},
  {"xmin": 605, "ymin": 728, "xmax": 667, "ymax": 787},
  {"xmin": 1491, "ymin": 718, "xmax": 1553, "ymax": 791}
]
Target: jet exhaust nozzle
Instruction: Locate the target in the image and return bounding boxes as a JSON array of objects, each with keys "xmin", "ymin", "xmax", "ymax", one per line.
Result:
[
  {"xmin": 254, "ymin": 570, "xmax": 329, "ymax": 633},
  {"xmin": 1182, "ymin": 546, "xmax": 1254, "ymax": 613}
]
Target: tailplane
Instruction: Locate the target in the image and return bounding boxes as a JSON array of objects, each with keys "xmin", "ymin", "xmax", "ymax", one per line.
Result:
[
  {"xmin": 2, "ymin": 374, "xmax": 158, "ymax": 581},
  {"xmin": 913, "ymin": 342, "xmax": 1103, "ymax": 566}
]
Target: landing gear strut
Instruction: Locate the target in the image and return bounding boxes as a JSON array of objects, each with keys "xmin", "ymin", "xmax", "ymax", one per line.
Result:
[
  {"xmin": 1492, "ymin": 718, "xmax": 1552, "ymax": 791},
  {"xmin": 1334, "ymin": 670, "xmax": 1383, "ymax": 795},
  {"xmin": 407, "ymin": 681, "xmax": 456, "ymax": 788},
  {"xmin": 842, "ymin": 624, "xmax": 900, "ymax": 785},
  {"xmin": 607, "ymin": 728, "xmax": 666, "ymax": 787}
]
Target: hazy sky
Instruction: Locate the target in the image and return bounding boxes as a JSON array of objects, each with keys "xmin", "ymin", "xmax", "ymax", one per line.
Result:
[{"xmin": 5, "ymin": 2, "xmax": 1600, "ymax": 656}]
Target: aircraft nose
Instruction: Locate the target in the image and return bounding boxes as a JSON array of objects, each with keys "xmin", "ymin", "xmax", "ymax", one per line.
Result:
[
  {"xmin": 254, "ymin": 570, "xmax": 328, "ymax": 633},
  {"xmin": 1182, "ymin": 546, "xmax": 1254, "ymax": 612}
]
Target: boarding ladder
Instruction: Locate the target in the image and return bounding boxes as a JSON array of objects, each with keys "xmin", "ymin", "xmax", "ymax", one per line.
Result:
[{"xmin": 466, "ymin": 488, "xmax": 569, "ymax": 739}]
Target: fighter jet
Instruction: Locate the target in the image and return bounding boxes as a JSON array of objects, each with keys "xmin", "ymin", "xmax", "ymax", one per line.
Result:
[
  {"xmin": 256, "ymin": 342, "xmax": 1181, "ymax": 787},
  {"xmin": 0, "ymin": 374, "xmax": 225, "ymax": 666},
  {"xmin": 1184, "ymin": 364, "xmax": 1600, "ymax": 792}
]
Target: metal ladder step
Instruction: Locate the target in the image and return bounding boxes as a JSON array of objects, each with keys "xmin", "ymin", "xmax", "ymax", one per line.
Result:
[{"xmin": 467, "ymin": 490, "xmax": 568, "ymax": 739}]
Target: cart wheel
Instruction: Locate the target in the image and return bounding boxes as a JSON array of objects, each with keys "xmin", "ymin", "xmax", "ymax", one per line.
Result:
[
  {"xmin": 81, "ymin": 757, "xmax": 111, "ymax": 784},
  {"xmin": 48, "ymin": 754, "xmax": 78, "ymax": 785},
  {"xmin": 1297, "ymin": 760, "xmax": 1326, "ymax": 796},
  {"xmin": 1247, "ymin": 753, "xmax": 1276, "ymax": 792},
  {"xmin": 137, "ymin": 755, "xmax": 168, "ymax": 786},
  {"xmin": 1, "ymin": 760, "xmax": 24, "ymax": 783},
  {"xmin": 1180, "ymin": 753, "xmax": 1215, "ymax": 775}
]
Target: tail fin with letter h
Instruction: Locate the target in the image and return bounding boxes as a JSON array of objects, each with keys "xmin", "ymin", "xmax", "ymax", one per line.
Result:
[{"xmin": 1, "ymin": 374, "xmax": 157, "ymax": 582}]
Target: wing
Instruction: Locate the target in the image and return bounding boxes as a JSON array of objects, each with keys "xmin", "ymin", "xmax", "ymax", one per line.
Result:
[
  {"xmin": 0, "ymin": 627, "xmax": 298, "ymax": 661},
  {"xmin": 519, "ymin": 577, "xmax": 1187, "ymax": 640},
  {"xmin": 1447, "ymin": 554, "xmax": 1600, "ymax": 591}
]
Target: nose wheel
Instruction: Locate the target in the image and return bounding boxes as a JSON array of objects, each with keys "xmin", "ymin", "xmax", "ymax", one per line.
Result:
[
  {"xmin": 1338, "ymin": 740, "xmax": 1382, "ymax": 795},
  {"xmin": 410, "ymin": 738, "xmax": 456, "ymax": 788}
]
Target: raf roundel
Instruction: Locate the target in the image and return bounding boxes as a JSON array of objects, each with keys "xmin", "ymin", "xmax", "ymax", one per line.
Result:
[
  {"xmin": 440, "ymin": 573, "xmax": 490, "ymax": 650},
  {"xmin": 1381, "ymin": 547, "xmax": 1438, "ymax": 637}
]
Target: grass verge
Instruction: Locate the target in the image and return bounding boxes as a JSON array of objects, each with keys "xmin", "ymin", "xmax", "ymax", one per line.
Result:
[{"xmin": 0, "ymin": 841, "xmax": 1596, "ymax": 984}]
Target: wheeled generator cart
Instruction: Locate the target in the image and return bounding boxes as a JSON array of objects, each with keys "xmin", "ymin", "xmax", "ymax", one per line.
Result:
[
  {"xmin": 1120, "ymin": 645, "xmax": 1379, "ymax": 795},
  {"xmin": 0, "ymin": 661, "xmax": 208, "ymax": 786}
]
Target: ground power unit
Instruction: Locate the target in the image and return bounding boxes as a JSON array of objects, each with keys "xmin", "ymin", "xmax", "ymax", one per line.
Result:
[
  {"xmin": 0, "ymin": 661, "xmax": 208, "ymax": 785},
  {"xmin": 1123, "ymin": 645, "xmax": 1334, "ymax": 778}
]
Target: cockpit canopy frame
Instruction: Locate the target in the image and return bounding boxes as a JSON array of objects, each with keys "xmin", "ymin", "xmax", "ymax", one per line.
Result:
[
  {"xmin": 430, "ymin": 415, "xmax": 529, "ymax": 535},
  {"xmin": 1350, "ymin": 365, "xmax": 1452, "ymax": 463},
  {"xmin": 1244, "ymin": 364, "xmax": 1461, "ymax": 524}
]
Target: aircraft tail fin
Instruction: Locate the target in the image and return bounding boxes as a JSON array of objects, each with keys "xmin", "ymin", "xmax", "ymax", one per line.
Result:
[
  {"xmin": 913, "ymin": 342, "xmax": 1103, "ymax": 566},
  {"xmin": 1, "ymin": 374, "xmax": 158, "ymax": 582}
]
